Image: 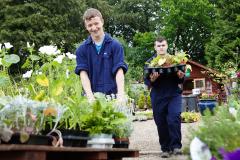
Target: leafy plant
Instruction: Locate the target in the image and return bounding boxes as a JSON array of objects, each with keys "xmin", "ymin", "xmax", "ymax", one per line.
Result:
[
  {"xmin": 148, "ymin": 52, "xmax": 189, "ymax": 67},
  {"xmin": 0, "ymin": 95, "xmax": 66, "ymax": 143},
  {"xmin": 137, "ymin": 91, "xmax": 151, "ymax": 109},
  {"xmin": 81, "ymin": 98, "xmax": 128, "ymax": 135},
  {"xmin": 181, "ymin": 112, "xmax": 201, "ymax": 123},
  {"xmin": 0, "ymin": 42, "xmax": 21, "ymax": 96},
  {"xmin": 190, "ymin": 97, "xmax": 240, "ymax": 159},
  {"xmin": 112, "ymin": 120, "xmax": 133, "ymax": 138}
]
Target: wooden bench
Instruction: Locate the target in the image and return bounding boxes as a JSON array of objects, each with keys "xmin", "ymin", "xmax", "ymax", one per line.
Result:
[{"xmin": 0, "ymin": 144, "xmax": 139, "ymax": 160}]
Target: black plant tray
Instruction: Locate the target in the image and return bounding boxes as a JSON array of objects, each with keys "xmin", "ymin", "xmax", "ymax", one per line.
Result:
[
  {"xmin": 144, "ymin": 64, "xmax": 186, "ymax": 77},
  {"xmin": 60, "ymin": 129, "xmax": 90, "ymax": 147},
  {"xmin": 27, "ymin": 134, "xmax": 52, "ymax": 145},
  {"xmin": 62, "ymin": 135, "xmax": 90, "ymax": 147},
  {"xmin": 2, "ymin": 133, "xmax": 51, "ymax": 145}
]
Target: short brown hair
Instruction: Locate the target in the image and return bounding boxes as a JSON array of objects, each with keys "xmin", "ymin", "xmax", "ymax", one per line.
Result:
[
  {"xmin": 155, "ymin": 36, "xmax": 167, "ymax": 43},
  {"xmin": 83, "ymin": 8, "xmax": 103, "ymax": 21}
]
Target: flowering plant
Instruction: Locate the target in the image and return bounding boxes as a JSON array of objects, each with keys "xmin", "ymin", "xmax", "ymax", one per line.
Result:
[
  {"xmin": 21, "ymin": 44, "xmax": 80, "ymax": 104},
  {"xmin": 200, "ymin": 93, "xmax": 217, "ymax": 100},
  {"xmin": 0, "ymin": 42, "xmax": 20, "ymax": 96}
]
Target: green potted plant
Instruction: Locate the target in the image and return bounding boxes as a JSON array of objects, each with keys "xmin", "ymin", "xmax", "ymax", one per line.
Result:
[
  {"xmin": 56, "ymin": 96, "xmax": 91, "ymax": 147},
  {"xmin": 81, "ymin": 95, "xmax": 128, "ymax": 148},
  {"xmin": 112, "ymin": 120, "xmax": 133, "ymax": 148}
]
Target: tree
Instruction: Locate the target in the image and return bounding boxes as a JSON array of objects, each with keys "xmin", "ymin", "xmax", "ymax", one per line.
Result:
[
  {"xmin": 0, "ymin": 0, "xmax": 86, "ymax": 51},
  {"xmin": 159, "ymin": 0, "xmax": 215, "ymax": 63},
  {"xmin": 107, "ymin": 0, "xmax": 161, "ymax": 42},
  {"xmin": 122, "ymin": 32, "xmax": 156, "ymax": 82},
  {"xmin": 205, "ymin": 0, "xmax": 240, "ymax": 71}
]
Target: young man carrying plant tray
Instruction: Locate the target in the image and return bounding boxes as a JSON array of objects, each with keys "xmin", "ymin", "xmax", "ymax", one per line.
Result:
[{"xmin": 144, "ymin": 36, "xmax": 185, "ymax": 158}]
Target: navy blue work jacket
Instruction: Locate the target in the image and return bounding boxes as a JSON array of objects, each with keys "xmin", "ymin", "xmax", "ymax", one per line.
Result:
[{"xmin": 75, "ymin": 33, "xmax": 128, "ymax": 95}]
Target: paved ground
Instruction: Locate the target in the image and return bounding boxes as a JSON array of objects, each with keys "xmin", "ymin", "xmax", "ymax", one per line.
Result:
[{"xmin": 124, "ymin": 120, "xmax": 199, "ymax": 160}]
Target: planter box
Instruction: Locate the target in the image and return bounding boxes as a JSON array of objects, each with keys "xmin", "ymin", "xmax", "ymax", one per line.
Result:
[
  {"xmin": 198, "ymin": 99, "xmax": 217, "ymax": 115},
  {"xmin": 144, "ymin": 64, "xmax": 186, "ymax": 77}
]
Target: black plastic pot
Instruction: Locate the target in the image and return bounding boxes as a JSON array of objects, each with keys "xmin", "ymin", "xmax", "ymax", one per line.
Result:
[
  {"xmin": 28, "ymin": 134, "xmax": 52, "ymax": 145},
  {"xmin": 2, "ymin": 133, "xmax": 25, "ymax": 144},
  {"xmin": 63, "ymin": 135, "xmax": 89, "ymax": 147},
  {"xmin": 60, "ymin": 130, "xmax": 90, "ymax": 147},
  {"xmin": 113, "ymin": 138, "xmax": 129, "ymax": 148}
]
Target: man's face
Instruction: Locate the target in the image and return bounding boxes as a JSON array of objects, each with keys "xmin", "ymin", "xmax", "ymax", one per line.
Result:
[
  {"xmin": 85, "ymin": 16, "xmax": 104, "ymax": 39},
  {"xmin": 154, "ymin": 40, "xmax": 168, "ymax": 55}
]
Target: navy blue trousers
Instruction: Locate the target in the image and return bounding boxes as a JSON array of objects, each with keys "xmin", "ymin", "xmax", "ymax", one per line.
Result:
[{"xmin": 151, "ymin": 95, "xmax": 182, "ymax": 152}]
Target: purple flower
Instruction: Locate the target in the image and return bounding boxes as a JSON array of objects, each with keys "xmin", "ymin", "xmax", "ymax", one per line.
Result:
[
  {"xmin": 219, "ymin": 147, "xmax": 240, "ymax": 160},
  {"xmin": 211, "ymin": 156, "xmax": 217, "ymax": 160}
]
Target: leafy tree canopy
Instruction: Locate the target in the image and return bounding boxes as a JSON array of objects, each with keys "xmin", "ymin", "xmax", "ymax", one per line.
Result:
[{"xmin": 205, "ymin": 0, "xmax": 240, "ymax": 72}]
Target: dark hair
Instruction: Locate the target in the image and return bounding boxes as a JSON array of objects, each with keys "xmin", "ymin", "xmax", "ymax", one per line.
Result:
[
  {"xmin": 155, "ymin": 36, "xmax": 167, "ymax": 43},
  {"xmin": 83, "ymin": 8, "xmax": 103, "ymax": 21}
]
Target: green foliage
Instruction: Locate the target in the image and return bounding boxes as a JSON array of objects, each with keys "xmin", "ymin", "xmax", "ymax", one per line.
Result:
[
  {"xmin": 81, "ymin": 99, "xmax": 128, "ymax": 135},
  {"xmin": 137, "ymin": 93, "xmax": 145, "ymax": 109},
  {"xmin": 127, "ymin": 83, "xmax": 145, "ymax": 103},
  {"xmin": 205, "ymin": 0, "xmax": 240, "ymax": 71},
  {"xmin": 137, "ymin": 92, "xmax": 151, "ymax": 109},
  {"xmin": 108, "ymin": 0, "xmax": 161, "ymax": 42},
  {"xmin": 0, "ymin": 43, "xmax": 21, "ymax": 96},
  {"xmin": 0, "ymin": 0, "xmax": 86, "ymax": 51},
  {"xmin": 148, "ymin": 52, "xmax": 189, "ymax": 67},
  {"xmin": 58, "ymin": 96, "xmax": 90, "ymax": 130},
  {"xmin": 160, "ymin": 0, "xmax": 215, "ymax": 63},
  {"xmin": 123, "ymin": 32, "xmax": 156, "ymax": 82},
  {"xmin": 191, "ymin": 97, "xmax": 240, "ymax": 159}
]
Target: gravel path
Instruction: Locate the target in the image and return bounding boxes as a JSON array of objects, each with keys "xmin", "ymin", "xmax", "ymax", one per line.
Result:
[{"xmin": 124, "ymin": 119, "xmax": 199, "ymax": 160}]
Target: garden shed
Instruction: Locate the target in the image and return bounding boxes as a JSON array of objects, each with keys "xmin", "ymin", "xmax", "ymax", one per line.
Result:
[{"xmin": 182, "ymin": 60, "xmax": 227, "ymax": 103}]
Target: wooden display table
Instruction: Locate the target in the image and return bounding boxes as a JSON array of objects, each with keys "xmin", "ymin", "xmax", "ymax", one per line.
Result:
[{"xmin": 0, "ymin": 144, "xmax": 139, "ymax": 160}]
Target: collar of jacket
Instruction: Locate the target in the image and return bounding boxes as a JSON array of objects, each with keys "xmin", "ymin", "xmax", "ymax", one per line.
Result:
[{"xmin": 85, "ymin": 33, "xmax": 113, "ymax": 45}]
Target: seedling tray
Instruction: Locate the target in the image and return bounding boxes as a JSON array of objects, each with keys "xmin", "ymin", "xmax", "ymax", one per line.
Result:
[{"xmin": 144, "ymin": 64, "xmax": 186, "ymax": 76}]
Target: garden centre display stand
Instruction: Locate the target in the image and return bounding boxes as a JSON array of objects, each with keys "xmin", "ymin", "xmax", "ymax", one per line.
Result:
[{"xmin": 0, "ymin": 144, "xmax": 139, "ymax": 160}]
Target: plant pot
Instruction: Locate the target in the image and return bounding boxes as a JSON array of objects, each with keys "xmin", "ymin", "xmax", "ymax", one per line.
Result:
[
  {"xmin": 1, "ymin": 133, "xmax": 26, "ymax": 144},
  {"xmin": 60, "ymin": 129, "xmax": 90, "ymax": 147},
  {"xmin": 198, "ymin": 99, "xmax": 217, "ymax": 115},
  {"xmin": 62, "ymin": 135, "xmax": 89, "ymax": 147},
  {"xmin": 87, "ymin": 134, "xmax": 114, "ymax": 149},
  {"xmin": 113, "ymin": 137, "xmax": 129, "ymax": 148},
  {"xmin": 27, "ymin": 134, "xmax": 52, "ymax": 145}
]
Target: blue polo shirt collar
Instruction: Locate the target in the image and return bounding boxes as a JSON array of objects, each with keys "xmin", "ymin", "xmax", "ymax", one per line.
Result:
[{"xmin": 85, "ymin": 33, "xmax": 113, "ymax": 45}]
